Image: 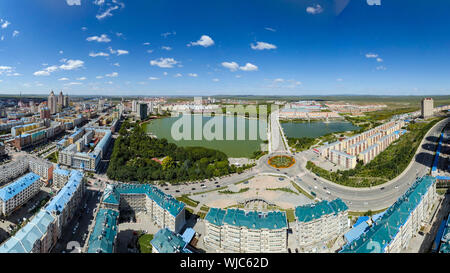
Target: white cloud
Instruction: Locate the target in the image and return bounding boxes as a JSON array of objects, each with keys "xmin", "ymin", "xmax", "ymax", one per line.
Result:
[
  {"xmin": 65, "ymin": 82, "xmax": 82, "ymax": 86},
  {"xmin": 96, "ymin": 5, "xmax": 119, "ymax": 20},
  {"xmin": 105, "ymin": 72, "xmax": 118, "ymax": 77},
  {"xmin": 163, "ymin": 72, "xmax": 168, "ymax": 76},
  {"xmin": 161, "ymin": 31, "xmax": 176, "ymax": 38},
  {"xmin": 77, "ymin": 77, "xmax": 87, "ymax": 80},
  {"xmin": 188, "ymin": 35, "xmax": 214, "ymax": 47},
  {"xmin": 235, "ymin": 75, "xmax": 241, "ymax": 78},
  {"xmin": 108, "ymin": 47, "xmax": 129, "ymax": 56},
  {"xmin": 86, "ymin": 34, "xmax": 111, "ymax": 43},
  {"xmin": 12, "ymin": 30, "xmax": 19, "ymax": 37},
  {"xmin": 96, "ymin": 75, "xmax": 104, "ymax": 79},
  {"xmin": 161, "ymin": 46, "xmax": 172, "ymax": 51},
  {"xmin": 81, "ymin": 27, "xmax": 87, "ymax": 31},
  {"xmin": 221, "ymin": 62, "xmax": 239, "ymax": 72},
  {"xmin": 212, "ymin": 78, "xmax": 219, "ymax": 82},
  {"xmin": 336, "ymin": 78, "xmax": 343, "ymax": 82},
  {"xmin": 1, "ymin": 20, "xmax": 10, "ymax": 29},
  {"xmin": 89, "ymin": 52, "xmax": 109, "ymax": 57},
  {"xmin": 150, "ymin": 57, "xmax": 179, "ymax": 68},
  {"xmin": 376, "ymin": 65, "xmax": 386, "ymax": 70},
  {"xmin": 264, "ymin": 27, "xmax": 276, "ymax": 32},
  {"xmin": 113, "ymin": 62, "xmax": 120, "ymax": 67},
  {"xmin": 306, "ymin": 4, "xmax": 323, "ymax": 14},
  {"xmin": 365, "ymin": 53, "xmax": 378, "ymax": 58},
  {"xmin": 188, "ymin": 73, "xmax": 198, "ymax": 77},
  {"xmin": 149, "ymin": 77, "xmax": 159, "ymax": 80},
  {"xmin": 250, "ymin": 41, "xmax": 277, "ymax": 50},
  {"xmin": 93, "ymin": 0, "xmax": 105, "ymax": 5},
  {"xmin": 143, "ymin": 42, "xmax": 150, "ymax": 46},
  {"xmin": 239, "ymin": 63, "xmax": 258, "ymax": 71},
  {"xmin": 66, "ymin": 0, "xmax": 81, "ymax": 6},
  {"xmin": 174, "ymin": 73, "xmax": 182, "ymax": 78},
  {"xmin": 376, "ymin": 57, "xmax": 383, "ymax": 62},
  {"xmin": 146, "ymin": 49, "xmax": 154, "ymax": 53},
  {"xmin": 269, "ymin": 78, "xmax": 301, "ymax": 88},
  {"xmin": 58, "ymin": 77, "xmax": 70, "ymax": 81},
  {"xmin": 59, "ymin": 59, "xmax": 84, "ymax": 70},
  {"xmin": 33, "ymin": 65, "xmax": 58, "ymax": 76}
]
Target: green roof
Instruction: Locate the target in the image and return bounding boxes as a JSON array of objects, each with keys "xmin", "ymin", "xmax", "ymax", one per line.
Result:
[
  {"xmin": 102, "ymin": 183, "xmax": 185, "ymax": 217},
  {"xmin": 295, "ymin": 198, "xmax": 348, "ymax": 223},
  {"xmin": 150, "ymin": 228, "xmax": 189, "ymax": 253},
  {"xmin": 205, "ymin": 208, "xmax": 287, "ymax": 230},
  {"xmin": 87, "ymin": 208, "xmax": 119, "ymax": 253},
  {"xmin": 340, "ymin": 176, "xmax": 436, "ymax": 253}
]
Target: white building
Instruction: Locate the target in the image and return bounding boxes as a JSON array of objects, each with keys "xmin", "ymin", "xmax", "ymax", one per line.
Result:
[
  {"xmin": 204, "ymin": 208, "xmax": 288, "ymax": 253},
  {"xmin": 0, "ymin": 172, "xmax": 42, "ymax": 216}
]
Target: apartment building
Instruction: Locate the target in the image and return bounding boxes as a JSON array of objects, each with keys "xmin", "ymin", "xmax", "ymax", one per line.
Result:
[
  {"xmin": 87, "ymin": 208, "xmax": 119, "ymax": 253},
  {"xmin": 44, "ymin": 170, "xmax": 85, "ymax": 240},
  {"xmin": 101, "ymin": 183, "xmax": 186, "ymax": 233},
  {"xmin": 340, "ymin": 176, "xmax": 436, "ymax": 253},
  {"xmin": 295, "ymin": 199, "xmax": 348, "ymax": 247},
  {"xmin": 151, "ymin": 228, "xmax": 191, "ymax": 253},
  {"xmin": 0, "ymin": 172, "xmax": 42, "ymax": 216},
  {"xmin": 0, "ymin": 156, "xmax": 29, "ymax": 185},
  {"xmin": 58, "ymin": 128, "xmax": 111, "ymax": 172},
  {"xmin": 314, "ymin": 120, "xmax": 405, "ymax": 169},
  {"xmin": 53, "ymin": 167, "xmax": 71, "ymax": 188},
  {"xmin": 204, "ymin": 208, "xmax": 288, "ymax": 253},
  {"xmin": 0, "ymin": 170, "xmax": 84, "ymax": 253},
  {"xmin": 421, "ymin": 98, "xmax": 434, "ymax": 119}
]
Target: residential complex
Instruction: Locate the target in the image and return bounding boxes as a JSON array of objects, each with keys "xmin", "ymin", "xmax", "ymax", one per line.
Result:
[
  {"xmin": 0, "ymin": 156, "xmax": 53, "ymax": 185},
  {"xmin": 101, "ymin": 183, "xmax": 186, "ymax": 233},
  {"xmin": 86, "ymin": 208, "xmax": 119, "ymax": 253},
  {"xmin": 0, "ymin": 170, "xmax": 84, "ymax": 253},
  {"xmin": 0, "ymin": 172, "xmax": 42, "ymax": 216},
  {"xmin": 314, "ymin": 120, "xmax": 406, "ymax": 168},
  {"xmin": 151, "ymin": 228, "xmax": 191, "ymax": 253},
  {"xmin": 340, "ymin": 176, "xmax": 437, "ymax": 253},
  {"xmin": 294, "ymin": 199, "xmax": 349, "ymax": 247},
  {"xmin": 58, "ymin": 128, "xmax": 112, "ymax": 172},
  {"xmin": 204, "ymin": 208, "xmax": 288, "ymax": 253}
]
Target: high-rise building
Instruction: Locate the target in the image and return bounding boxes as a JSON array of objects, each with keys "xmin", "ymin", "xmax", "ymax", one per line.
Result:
[
  {"xmin": 421, "ymin": 98, "xmax": 434, "ymax": 119},
  {"xmin": 137, "ymin": 103, "xmax": 148, "ymax": 120},
  {"xmin": 64, "ymin": 95, "xmax": 69, "ymax": 107},
  {"xmin": 58, "ymin": 91, "xmax": 64, "ymax": 106},
  {"xmin": 48, "ymin": 91, "xmax": 57, "ymax": 114},
  {"xmin": 40, "ymin": 107, "xmax": 51, "ymax": 119}
]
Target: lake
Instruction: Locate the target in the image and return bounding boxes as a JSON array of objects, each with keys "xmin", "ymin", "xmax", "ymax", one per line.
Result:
[
  {"xmin": 281, "ymin": 121, "xmax": 359, "ymax": 138},
  {"xmin": 144, "ymin": 115, "xmax": 267, "ymax": 158}
]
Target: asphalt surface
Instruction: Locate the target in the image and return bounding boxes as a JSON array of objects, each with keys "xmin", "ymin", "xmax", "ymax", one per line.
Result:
[{"xmin": 161, "ymin": 116, "xmax": 449, "ymax": 212}]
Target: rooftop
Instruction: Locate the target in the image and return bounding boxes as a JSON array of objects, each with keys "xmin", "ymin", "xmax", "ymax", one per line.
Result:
[
  {"xmin": 150, "ymin": 228, "xmax": 189, "ymax": 253},
  {"xmin": 45, "ymin": 170, "xmax": 83, "ymax": 214},
  {"xmin": 295, "ymin": 198, "xmax": 348, "ymax": 223},
  {"xmin": 87, "ymin": 208, "xmax": 119, "ymax": 253},
  {"xmin": 205, "ymin": 208, "xmax": 287, "ymax": 230},
  {"xmin": 0, "ymin": 172, "xmax": 41, "ymax": 202},
  {"xmin": 340, "ymin": 176, "xmax": 436, "ymax": 253}
]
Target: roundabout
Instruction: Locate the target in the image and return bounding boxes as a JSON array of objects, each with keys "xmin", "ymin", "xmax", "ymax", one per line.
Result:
[{"xmin": 268, "ymin": 155, "xmax": 296, "ymax": 168}]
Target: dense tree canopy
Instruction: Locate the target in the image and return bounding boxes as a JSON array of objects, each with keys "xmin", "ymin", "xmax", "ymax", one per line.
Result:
[{"xmin": 107, "ymin": 121, "xmax": 253, "ymax": 183}]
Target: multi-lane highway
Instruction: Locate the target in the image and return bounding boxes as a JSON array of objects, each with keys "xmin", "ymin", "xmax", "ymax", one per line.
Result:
[{"xmin": 157, "ymin": 116, "xmax": 448, "ymax": 212}]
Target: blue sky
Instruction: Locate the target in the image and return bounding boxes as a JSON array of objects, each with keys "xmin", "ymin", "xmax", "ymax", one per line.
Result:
[{"xmin": 0, "ymin": 0, "xmax": 449, "ymax": 96}]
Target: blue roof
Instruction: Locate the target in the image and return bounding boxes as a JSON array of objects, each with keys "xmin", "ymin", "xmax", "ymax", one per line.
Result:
[
  {"xmin": 54, "ymin": 167, "xmax": 70, "ymax": 176},
  {"xmin": 151, "ymin": 228, "xmax": 188, "ymax": 253},
  {"xmin": 104, "ymin": 183, "xmax": 185, "ymax": 217},
  {"xmin": 354, "ymin": 216, "xmax": 370, "ymax": 227},
  {"xmin": 439, "ymin": 216, "xmax": 450, "ymax": 253},
  {"xmin": 435, "ymin": 176, "xmax": 450, "ymax": 180},
  {"xmin": 45, "ymin": 170, "xmax": 83, "ymax": 214},
  {"xmin": 222, "ymin": 208, "xmax": 287, "ymax": 230},
  {"xmin": 0, "ymin": 172, "xmax": 40, "ymax": 202},
  {"xmin": 344, "ymin": 221, "xmax": 369, "ymax": 244},
  {"xmin": 181, "ymin": 228, "xmax": 195, "ymax": 244},
  {"xmin": 87, "ymin": 208, "xmax": 119, "ymax": 253},
  {"xmin": 295, "ymin": 199, "xmax": 348, "ymax": 223},
  {"xmin": 204, "ymin": 207, "xmax": 226, "ymax": 226},
  {"xmin": 340, "ymin": 176, "xmax": 436, "ymax": 253},
  {"xmin": 0, "ymin": 210, "xmax": 55, "ymax": 253}
]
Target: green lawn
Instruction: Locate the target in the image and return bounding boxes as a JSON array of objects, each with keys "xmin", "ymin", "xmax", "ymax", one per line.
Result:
[
  {"xmin": 218, "ymin": 187, "xmax": 250, "ymax": 194},
  {"xmin": 176, "ymin": 195, "xmax": 199, "ymax": 207},
  {"xmin": 306, "ymin": 117, "xmax": 444, "ymax": 187},
  {"xmin": 266, "ymin": 187, "xmax": 298, "ymax": 195},
  {"xmin": 138, "ymin": 234, "xmax": 154, "ymax": 253}
]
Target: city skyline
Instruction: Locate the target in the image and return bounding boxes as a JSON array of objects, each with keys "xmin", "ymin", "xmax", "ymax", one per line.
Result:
[{"xmin": 1, "ymin": 1, "xmax": 450, "ymax": 96}]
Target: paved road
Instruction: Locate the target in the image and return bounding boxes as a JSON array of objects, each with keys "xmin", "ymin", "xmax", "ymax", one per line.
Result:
[
  {"xmin": 268, "ymin": 110, "xmax": 290, "ymax": 154},
  {"xmin": 161, "ymin": 116, "xmax": 448, "ymax": 212}
]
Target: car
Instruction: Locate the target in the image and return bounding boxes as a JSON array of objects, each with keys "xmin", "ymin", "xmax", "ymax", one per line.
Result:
[
  {"xmin": 175, "ymin": 190, "xmax": 180, "ymax": 193},
  {"xmin": 380, "ymin": 187, "xmax": 385, "ymax": 190},
  {"xmin": 191, "ymin": 188, "xmax": 196, "ymax": 190},
  {"xmin": 314, "ymin": 178, "xmax": 317, "ymax": 181},
  {"xmin": 214, "ymin": 181, "xmax": 218, "ymax": 184},
  {"xmin": 165, "ymin": 188, "xmax": 169, "ymax": 190},
  {"xmin": 216, "ymin": 185, "xmax": 220, "ymax": 188}
]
